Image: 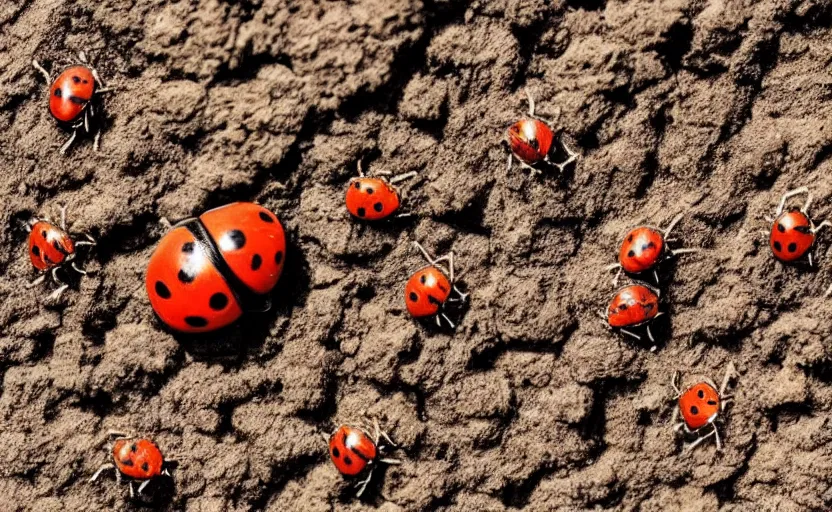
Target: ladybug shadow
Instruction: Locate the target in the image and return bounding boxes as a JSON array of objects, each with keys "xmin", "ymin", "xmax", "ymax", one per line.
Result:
[
  {"xmin": 169, "ymin": 237, "xmax": 312, "ymax": 364},
  {"xmin": 336, "ymin": 464, "xmax": 394, "ymax": 505},
  {"xmin": 129, "ymin": 473, "xmax": 177, "ymax": 509}
]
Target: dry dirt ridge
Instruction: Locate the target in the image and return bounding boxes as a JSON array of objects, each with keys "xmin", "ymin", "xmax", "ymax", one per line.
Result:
[{"xmin": 1, "ymin": 0, "xmax": 832, "ymax": 511}]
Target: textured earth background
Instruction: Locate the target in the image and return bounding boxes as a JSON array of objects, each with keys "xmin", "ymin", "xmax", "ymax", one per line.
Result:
[{"xmin": 1, "ymin": 0, "xmax": 832, "ymax": 510}]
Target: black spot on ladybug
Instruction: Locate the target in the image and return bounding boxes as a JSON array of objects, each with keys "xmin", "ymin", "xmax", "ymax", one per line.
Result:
[
  {"xmin": 44, "ymin": 254, "xmax": 53, "ymax": 264},
  {"xmin": 628, "ymin": 235, "xmax": 634, "ymax": 242},
  {"xmin": 788, "ymin": 242, "xmax": 797, "ymax": 252},
  {"xmin": 627, "ymin": 250, "xmax": 635, "ymax": 257},
  {"xmin": 618, "ymin": 304, "xmax": 628, "ymax": 311},
  {"xmin": 707, "ymin": 400, "xmax": 717, "ymax": 406},
  {"xmin": 438, "ymin": 283, "xmax": 449, "ymax": 293},
  {"xmin": 251, "ymin": 254, "xmax": 262, "ymax": 270},
  {"xmin": 356, "ymin": 207, "xmax": 366, "ymax": 217},
  {"xmin": 777, "ymin": 223, "xmax": 786, "ymax": 233},
  {"xmin": 373, "ymin": 202, "xmax": 383, "ymax": 212},
  {"xmin": 155, "ymin": 281, "xmax": 171, "ymax": 299},
  {"xmin": 178, "ymin": 269, "xmax": 196, "ymax": 284},
  {"xmin": 185, "ymin": 316, "xmax": 208, "ymax": 328},
  {"xmin": 420, "ymin": 274, "xmax": 427, "ymax": 284},
  {"xmin": 332, "ymin": 447, "xmax": 340, "ymax": 458},
  {"xmin": 773, "ymin": 241, "xmax": 782, "ymax": 252},
  {"xmin": 54, "ymin": 88, "xmax": 62, "ymax": 98},
  {"xmin": 795, "ymin": 225, "xmax": 812, "ymax": 234},
  {"xmin": 697, "ymin": 389, "xmax": 704, "ymax": 399},
  {"xmin": 427, "ymin": 295, "xmax": 442, "ymax": 306},
  {"xmin": 366, "ymin": 187, "xmax": 374, "ymax": 195},
  {"xmin": 182, "ymin": 242, "xmax": 194, "ymax": 253},
  {"xmin": 32, "ymin": 245, "xmax": 40, "ymax": 257},
  {"xmin": 227, "ymin": 230, "xmax": 246, "ymax": 250},
  {"xmin": 41, "ymin": 230, "xmax": 47, "ymax": 238},
  {"xmin": 641, "ymin": 243, "xmax": 649, "ymax": 251},
  {"xmin": 409, "ymin": 292, "xmax": 418, "ymax": 302},
  {"xmin": 52, "ymin": 240, "xmax": 65, "ymax": 254},
  {"xmin": 690, "ymin": 405, "xmax": 699, "ymax": 415},
  {"xmin": 275, "ymin": 251, "xmax": 283, "ymax": 265},
  {"xmin": 72, "ymin": 75, "xmax": 81, "ymax": 84},
  {"xmin": 130, "ymin": 444, "xmax": 138, "ymax": 452},
  {"xmin": 643, "ymin": 302, "xmax": 655, "ymax": 311},
  {"xmin": 343, "ymin": 456, "xmax": 353, "ymax": 466},
  {"xmin": 121, "ymin": 458, "xmax": 134, "ymax": 467},
  {"xmin": 141, "ymin": 462, "xmax": 149, "ymax": 472},
  {"xmin": 529, "ymin": 138, "xmax": 539, "ymax": 150},
  {"xmin": 648, "ymin": 241, "xmax": 656, "ymax": 248},
  {"xmin": 68, "ymin": 95, "xmax": 87, "ymax": 105},
  {"xmin": 209, "ymin": 293, "xmax": 228, "ymax": 311},
  {"xmin": 258, "ymin": 211, "xmax": 274, "ymax": 223},
  {"xmin": 354, "ymin": 181, "xmax": 361, "ymax": 190}
]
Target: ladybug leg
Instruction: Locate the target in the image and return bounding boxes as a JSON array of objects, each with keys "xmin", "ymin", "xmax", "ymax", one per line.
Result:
[
  {"xmin": 71, "ymin": 261, "xmax": 87, "ymax": 275},
  {"xmin": 128, "ymin": 481, "xmax": 135, "ymax": 498},
  {"xmin": 524, "ymin": 88, "xmax": 536, "ymax": 117},
  {"xmin": 619, "ymin": 329, "xmax": 641, "ymax": 341},
  {"xmin": 138, "ymin": 480, "xmax": 151, "ymax": 494},
  {"xmin": 59, "ymin": 129, "xmax": 78, "ymax": 155},
  {"xmin": 712, "ymin": 425, "xmax": 723, "ymax": 451},
  {"xmin": 683, "ymin": 429, "xmax": 715, "ymax": 453},
  {"xmin": 89, "ymin": 463, "xmax": 115, "ymax": 482},
  {"xmin": 506, "ymin": 153, "xmax": 513, "ymax": 173},
  {"xmin": 670, "ymin": 371, "xmax": 683, "ymax": 398},
  {"xmin": 48, "ymin": 268, "xmax": 68, "ymax": 300},
  {"xmin": 662, "ymin": 213, "xmax": 685, "ymax": 237},
  {"xmin": 550, "ymin": 137, "xmax": 577, "ymax": 173},
  {"xmin": 812, "ymin": 219, "xmax": 832, "ymax": 233},
  {"xmin": 374, "ymin": 419, "xmax": 397, "ymax": 448},
  {"xmin": 31, "ymin": 59, "xmax": 51, "ymax": 83},
  {"xmin": 775, "ymin": 186, "xmax": 809, "ymax": 216},
  {"xmin": 439, "ymin": 313, "xmax": 456, "ymax": 329},
  {"xmin": 27, "ymin": 275, "xmax": 46, "ymax": 289},
  {"xmin": 355, "ymin": 469, "xmax": 374, "ymax": 498},
  {"xmin": 388, "ymin": 171, "xmax": 417, "ymax": 184}
]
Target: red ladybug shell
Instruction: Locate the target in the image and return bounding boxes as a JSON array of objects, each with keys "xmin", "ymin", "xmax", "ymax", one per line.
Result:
[
  {"xmin": 329, "ymin": 425, "xmax": 377, "ymax": 477},
  {"xmin": 145, "ymin": 202, "xmax": 286, "ymax": 333},
  {"xmin": 506, "ymin": 119, "xmax": 554, "ymax": 166},
  {"xmin": 769, "ymin": 209, "xmax": 814, "ymax": 262},
  {"xmin": 345, "ymin": 177, "xmax": 401, "ymax": 221},
  {"xmin": 49, "ymin": 66, "xmax": 96, "ymax": 124},
  {"xmin": 607, "ymin": 284, "xmax": 659, "ymax": 328},
  {"xmin": 29, "ymin": 220, "xmax": 75, "ymax": 271},
  {"xmin": 618, "ymin": 226, "xmax": 665, "ymax": 273},
  {"xmin": 112, "ymin": 438, "xmax": 164, "ymax": 480},
  {"xmin": 678, "ymin": 382, "xmax": 720, "ymax": 430},
  {"xmin": 405, "ymin": 266, "xmax": 452, "ymax": 318}
]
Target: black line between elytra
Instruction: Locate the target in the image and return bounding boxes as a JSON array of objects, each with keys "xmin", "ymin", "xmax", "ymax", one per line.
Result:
[{"xmin": 182, "ymin": 218, "xmax": 272, "ymax": 313}]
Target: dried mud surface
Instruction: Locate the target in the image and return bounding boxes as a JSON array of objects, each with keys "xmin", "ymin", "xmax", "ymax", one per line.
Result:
[{"xmin": 2, "ymin": 0, "xmax": 832, "ymax": 510}]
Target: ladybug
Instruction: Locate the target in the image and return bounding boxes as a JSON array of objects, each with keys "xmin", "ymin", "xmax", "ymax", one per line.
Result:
[
  {"xmin": 32, "ymin": 51, "xmax": 111, "ymax": 154},
  {"xmin": 671, "ymin": 363, "xmax": 736, "ymax": 452},
  {"xmin": 602, "ymin": 283, "xmax": 662, "ymax": 346},
  {"xmin": 145, "ymin": 202, "xmax": 286, "ymax": 333},
  {"xmin": 404, "ymin": 241, "xmax": 469, "ymax": 328},
  {"xmin": 505, "ymin": 89, "xmax": 577, "ymax": 175},
  {"xmin": 89, "ymin": 431, "xmax": 175, "ymax": 498},
  {"xmin": 325, "ymin": 419, "xmax": 401, "ymax": 497},
  {"xmin": 606, "ymin": 213, "xmax": 698, "ymax": 284},
  {"xmin": 345, "ymin": 161, "xmax": 416, "ymax": 221},
  {"xmin": 27, "ymin": 206, "xmax": 96, "ymax": 300},
  {"xmin": 765, "ymin": 187, "xmax": 830, "ymax": 265}
]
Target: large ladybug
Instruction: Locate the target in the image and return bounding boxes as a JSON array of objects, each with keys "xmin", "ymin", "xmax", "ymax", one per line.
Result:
[
  {"xmin": 404, "ymin": 241, "xmax": 468, "ymax": 328},
  {"xmin": 145, "ymin": 202, "xmax": 286, "ymax": 333},
  {"xmin": 27, "ymin": 206, "xmax": 96, "ymax": 300},
  {"xmin": 345, "ymin": 162, "xmax": 416, "ymax": 221},
  {"xmin": 765, "ymin": 187, "xmax": 830, "ymax": 265},
  {"xmin": 32, "ymin": 51, "xmax": 111, "ymax": 154},
  {"xmin": 670, "ymin": 363, "xmax": 736, "ymax": 452},
  {"xmin": 606, "ymin": 213, "xmax": 698, "ymax": 284},
  {"xmin": 90, "ymin": 431, "xmax": 175, "ymax": 498},
  {"xmin": 602, "ymin": 283, "xmax": 661, "ymax": 346},
  {"xmin": 505, "ymin": 89, "xmax": 577, "ymax": 175},
  {"xmin": 325, "ymin": 419, "xmax": 401, "ymax": 497}
]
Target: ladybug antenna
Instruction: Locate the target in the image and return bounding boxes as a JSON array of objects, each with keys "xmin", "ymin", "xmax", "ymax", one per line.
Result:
[
  {"xmin": 662, "ymin": 212, "xmax": 685, "ymax": 237},
  {"xmin": 775, "ymin": 186, "xmax": 809, "ymax": 217},
  {"xmin": 32, "ymin": 59, "xmax": 51, "ymax": 83},
  {"xmin": 524, "ymin": 88, "xmax": 535, "ymax": 117},
  {"xmin": 356, "ymin": 160, "xmax": 366, "ymax": 177}
]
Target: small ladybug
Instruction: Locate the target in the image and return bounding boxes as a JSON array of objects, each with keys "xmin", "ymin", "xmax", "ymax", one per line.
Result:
[
  {"xmin": 601, "ymin": 283, "xmax": 662, "ymax": 347},
  {"xmin": 605, "ymin": 213, "xmax": 698, "ymax": 284},
  {"xmin": 32, "ymin": 51, "xmax": 111, "ymax": 154},
  {"xmin": 345, "ymin": 161, "xmax": 416, "ymax": 221},
  {"xmin": 89, "ymin": 431, "xmax": 175, "ymax": 498},
  {"xmin": 145, "ymin": 202, "xmax": 286, "ymax": 333},
  {"xmin": 26, "ymin": 205, "xmax": 96, "ymax": 300},
  {"xmin": 505, "ymin": 89, "xmax": 577, "ymax": 175},
  {"xmin": 404, "ymin": 241, "xmax": 469, "ymax": 328},
  {"xmin": 325, "ymin": 419, "xmax": 401, "ymax": 497},
  {"xmin": 764, "ymin": 187, "xmax": 830, "ymax": 265},
  {"xmin": 671, "ymin": 363, "xmax": 736, "ymax": 452}
]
